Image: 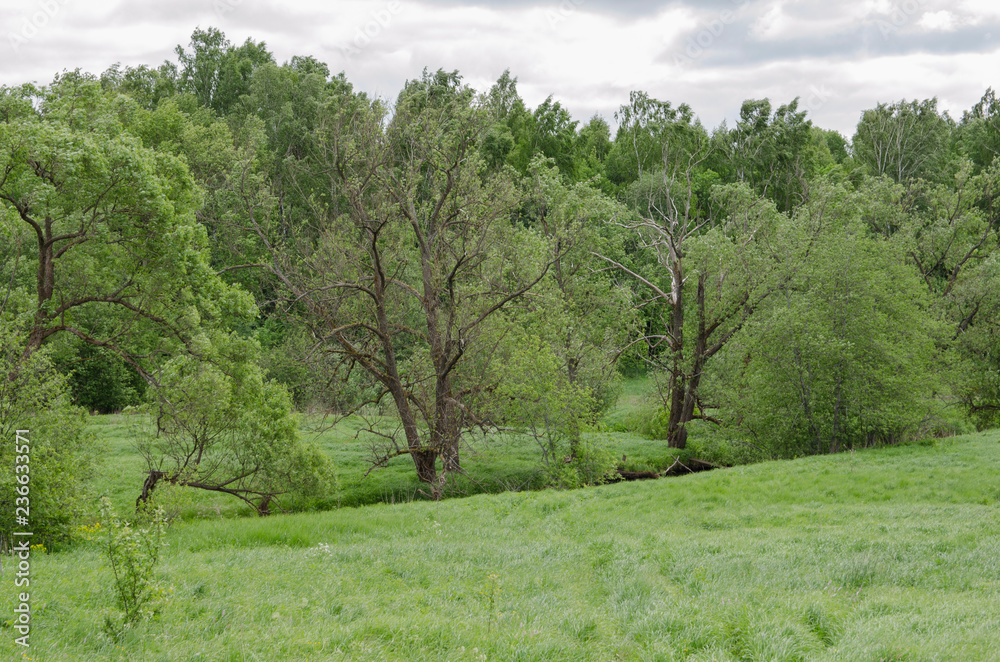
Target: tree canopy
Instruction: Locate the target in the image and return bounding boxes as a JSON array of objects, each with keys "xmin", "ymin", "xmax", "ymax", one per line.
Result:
[{"xmin": 4, "ymin": 26, "xmax": 1000, "ymax": 518}]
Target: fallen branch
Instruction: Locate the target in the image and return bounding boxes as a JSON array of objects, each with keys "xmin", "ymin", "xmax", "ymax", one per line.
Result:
[{"xmin": 661, "ymin": 457, "xmax": 719, "ymax": 476}]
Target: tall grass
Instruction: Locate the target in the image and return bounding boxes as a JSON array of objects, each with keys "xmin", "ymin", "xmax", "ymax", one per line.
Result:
[
  {"xmin": 3, "ymin": 429, "xmax": 998, "ymax": 660},
  {"xmin": 89, "ymin": 396, "xmax": 697, "ymax": 517}
]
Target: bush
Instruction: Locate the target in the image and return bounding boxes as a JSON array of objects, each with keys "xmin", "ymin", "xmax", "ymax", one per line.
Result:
[
  {"xmin": 100, "ymin": 497, "xmax": 171, "ymax": 639},
  {"xmin": 0, "ymin": 323, "xmax": 100, "ymax": 550},
  {"xmin": 544, "ymin": 439, "xmax": 621, "ymax": 489},
  {"xmin": 135, "ymin": 332, "xmax": 339, "ymax": 515},
  {"xmin": 684, "ymin": 424, "xmax": 774, "ymax": 466}
]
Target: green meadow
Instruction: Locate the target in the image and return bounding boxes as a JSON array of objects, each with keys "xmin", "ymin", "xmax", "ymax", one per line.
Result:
[
  {"xmin": 2, "ymin": 397, "xmax": 999, "ymax": 661},
  {"xmin": 7, "ymin": 33, "xmax": 1000, "ymax": 662}
]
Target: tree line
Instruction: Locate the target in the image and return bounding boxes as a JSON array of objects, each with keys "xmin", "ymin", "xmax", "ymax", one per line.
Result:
[{"xmin": 3, "ymin": 27, "xmax": 999, "ymax": 540}]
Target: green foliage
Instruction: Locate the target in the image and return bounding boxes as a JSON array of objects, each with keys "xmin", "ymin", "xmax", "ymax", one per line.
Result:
[
  {"xmin": 958, "ymin": 87, "xmax": 1000, "ymax": 172},
  {"xmin": 684, "ymin": 425, "xmax": 773, "ymax": 466},
  {"xmin": 637, "ymin": 402, "xmax": 671, "ymax": 440},
  {"xmin": 544, "ymin": 438, "xmax": 621, "ymax": 489},
  {"xmin": 713, "ymin": 97, "xmax": 818, "ymax": 211},
  {"xmin": 173, "ymin": 27, "xmax": 275, "ymax": 117},
  {"xmin": 99, "ymin": 497, "xmax": 170, "ymax": 639},
  {"xmin": 235, "ymin": 65, "xmax": 570, "ymax": 482},
  {"xmin": 509, "ymin": 96, "xmax": 579, "ymax": 177},
  {"xmin": 20, "ymin": 45, "xmax": 997, "ymax": 533},
  {"xmin": 822, "ymin": 127, "xmax": 850, "ymax": 164},
  {"xmin": 479, "ymin": 121, "xmax": 516, "ymax": 171},
  {"xmin": 480, "ymin": 327, "xmax": 623, "ymax": 487},
  {"xmin": 954, "ymin": 267, "xmax": 1000, "ymax": 429},
  {"xmin": 868, "ymin": 159, "xmax": 1000, "ymax": 430},
  {"xmin": 253, "ymin": 319, "xmax": 318, "ymax": 409},
  {"xmin": 488, "ymin": 330, "xmax": 596, "ymax": 458},
  {"xmin": 0, "ymin": 69, "xmax": 257, "ymax": 366},
  {"xmin": 572, "ymin": 115, "xmax": 614, "ymax": 192},
  {"xmin": 712, "ymin": 181, "xmax": 939, "ymax": 457},
  {"xmin": 852, "ymin": 98, "xmax": 953, "ymax": 184},
  {"xmin": 483, "ymin": 69, "xmax": 588, "ymax": 179},
  {"xmin": 136, "ymin": 332, "xmax": 338, "ymax": 514},
  {"xmin": 617, "ymin": 173, "xmax": 783, "ymax": 449},
  {"xmin": 0, "ymin": 321, "xmax": 98, "ymax": 548},
  {"xmin": 101, "ymin": 61, "xmax": 179, "ymax": 110},
  {"xmin": 606, "ymin": 91, "xmax": 704, "ymax": 187},
  {"xmin": 64, "ymin": 342, "xmax": 146, "ymax": 414},
  {"xmin": 517, "ymin": 156, "xmax": 637, "ymax": 416}
]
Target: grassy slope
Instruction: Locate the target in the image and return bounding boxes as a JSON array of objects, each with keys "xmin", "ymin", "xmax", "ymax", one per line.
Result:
[{"xmin": 3, "ymin": 430, "xmax": 999, "ymax": 661}]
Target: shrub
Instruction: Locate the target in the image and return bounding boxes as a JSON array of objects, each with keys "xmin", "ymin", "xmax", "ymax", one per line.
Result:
[
  {"xmin": 0, "ymin": 323, "xmax": 100, "ymax": 550},
  {"xmin": 99, "ymin": 497, "xmax": 170, "ymax": 639},
  {"xmin": 545, "ymin": 439, "xmax": 621, "ymax": 489}
]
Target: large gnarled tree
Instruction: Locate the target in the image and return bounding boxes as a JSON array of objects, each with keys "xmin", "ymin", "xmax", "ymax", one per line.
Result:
[
  {"xmin": 234, "ymin": 70, "xmax": 559, "ymax": 483},
  {"xmin": 0, "ymin": 72, "xmax": 334, "ymax": 512}
]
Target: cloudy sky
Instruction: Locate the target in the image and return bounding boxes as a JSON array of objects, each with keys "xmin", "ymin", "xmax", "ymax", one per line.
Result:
[{"xmin": 2, "ymin": 0, "xmax": 999, "ymax": 137}]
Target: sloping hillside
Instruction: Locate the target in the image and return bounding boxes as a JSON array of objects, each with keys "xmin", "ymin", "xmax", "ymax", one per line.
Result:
[{"xmin": 4, "ymin": 432, "xmax": 999, "ymax": 661}]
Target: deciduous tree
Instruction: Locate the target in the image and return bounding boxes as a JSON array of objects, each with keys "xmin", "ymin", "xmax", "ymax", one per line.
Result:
[
  {"xmin": 712, "ymin": 181, "xmax": 938, "ymax": 456},
  {"xmin": 852, "ymin": 98, "xmax": 952, "ymax": 184},
  {"xmin": 0, "ymin": 72, "xmax": 328, "ymax": 512},
  {"xmin": 134, "ymin": 332, "xmax": 336, "ymax": 515},
  {"xmin": 600, "ymin": 96, "xmax": 780, "ymax": 448},
  {"xmin": 234, "ymin": 70, "xmax": 560, "ymax": 483}
]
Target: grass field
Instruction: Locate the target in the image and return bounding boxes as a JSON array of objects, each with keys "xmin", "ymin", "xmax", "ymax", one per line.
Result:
[
  {"xmin": 2, "ymin": 391, "xmax": 999, "ymax": 660},
  {"xmin": 88, "ymin": 376, "xmax": 707, "ymax": 517}
]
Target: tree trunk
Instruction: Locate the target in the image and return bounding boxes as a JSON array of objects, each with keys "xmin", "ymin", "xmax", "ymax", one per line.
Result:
[
  {"xmin": 257, "ymin": 496, "xmax": 272, "ymax": 516},
  {"xmin": 667, "ymin": 423, "xmax": 688, "ymax": 449},
  {"xmin": 666, "ymin": 373, "xmax": 689, "ymax": 449},
  {"xmin": 25, "ymin": 233, "xmax": 55, "ymax": 356},
  {"xmin": 666, "ymin": 274, "xmax": 713, "ymax": 450},
  {"xmin": 829, "ymin": 366, "xmax": 845, "ymax": 454},
  {"xmin": 441, "ymin": 442, "xmax": 461, "ymax": 473},
  {"xmin": 412, "ymin": 450, "xmax": 437, "ymax": 483},
  {"xmin": 136, "ymin": 470, "xmax": 170, "ymax": 510},
  {"xmin": 665, "ymin": 248, "xmax": 688, "ymax": 449}
]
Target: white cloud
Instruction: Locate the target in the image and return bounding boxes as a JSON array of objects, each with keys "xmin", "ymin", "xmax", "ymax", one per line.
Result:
[
  {"xmin": 864, "ymin": 0, "xmax": 894, "ymax": 13},
  {"xmin": 958, "ymin": 0, "xmax": 1000, "ymax": 23},
  {"xmin": 0, "ymin": 0, "xmax": 998, "ymax": 137},
  {"xmin": 745, "ymin": 0, "xmax": 911, "ymax": 43},
  {"xmin": 750, "ymin": 2, "xmax": 788, "ymax": 40},
  {"xmin": 918, "ymin": 10, "xmax": 957, "ymax": 31}
]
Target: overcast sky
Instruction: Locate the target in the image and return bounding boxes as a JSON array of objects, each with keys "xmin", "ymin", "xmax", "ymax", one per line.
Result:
[{"xmin": 2, "ymin": 0, "xmax": 999, "ymax": 137}]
